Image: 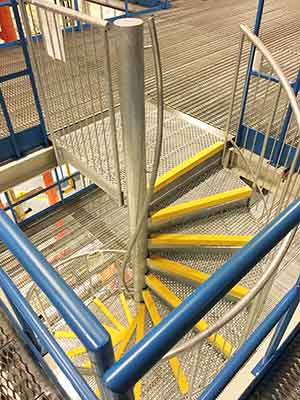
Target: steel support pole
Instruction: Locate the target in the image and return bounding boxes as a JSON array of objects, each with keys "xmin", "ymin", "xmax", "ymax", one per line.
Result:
[{"xmin": 114, "ymin": 18, "xmax": 147, "ymax": 303}]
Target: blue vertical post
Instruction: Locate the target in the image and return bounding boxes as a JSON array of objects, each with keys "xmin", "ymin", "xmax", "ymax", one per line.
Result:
[
  {"xmin": 261, "ymin": 279, "xmax": 300, "ymax": 365},
  {"xmin": 236, "ymin": 0, "xmax": 265, "ymax": 145},
  {"xmin": 54, "ymin": 168, "xmax": 65, "ymax": 203},
  {"xmin": 271, "ymin": 69, "xmax": 300, "ymax": 166},
  {"xmin": 3, "ymin": 191, "xmax": 18, "ymax": 224},
  {"xmin": 125, "ymin": 0, "xmax": 129, "ymax": 16},
  {"xmin": 0, "ymin": 88, "xmax": 20, "ymax": 158},
  {"xmin": 11, "ymin": 0, "xmax": 48, "ymax": 147}
]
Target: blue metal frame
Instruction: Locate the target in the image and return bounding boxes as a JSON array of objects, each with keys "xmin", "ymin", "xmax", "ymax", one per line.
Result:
[
  {"xmin": 0, "ymin": 273, "xmax": 96, "ymax": 400},
  {"xmin": 103, "ymin": 200, "xmax": 300, "ymax": 395},
  {"xmin": 0, "ymin": 209, "xmax": 121, "ymax": 398},
  {"xmin": 198, "ymin": 283, "xmax": 300, "ymax": 400},
  {"xmin": 236, "ymin": 0, "xmax": 300, "ymax": 169},
  {"xmin": 0, "ymin": 0, "xmax": 49, "ymax": 163},
  {"xmin": 106, "ymin": 0, "xmax": 171, "ymax": 22}
]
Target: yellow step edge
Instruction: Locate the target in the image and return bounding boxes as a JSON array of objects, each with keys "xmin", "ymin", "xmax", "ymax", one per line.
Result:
[
  {"xmin": 154, "ymin": 142, "xmax": 224, "ymax": 193},
  {"xmin": 120, "ymin": 292, "xmax": 133, "ymax": 325},
  {"xmin": 115, "ymin": 318, "xmax": 138, "ymax": 361},
  {"xmin": 134, "ymin": 304, "xmax": 146, "ymax": 400},
  {"xmin": 150, "ymin": 186, "xmax": 253, "ymax": 223},
  {"xmin": 54, "ymin": 330, "xmax": 77, "ymax": 339},
  {"xmin": 145, "ymin": 274, "xmax": 233, "ymax": 358},
  {"xmin": 149, "ymin": 233, "xmax": 252, "ymax": 248},
  {"xmin": 95, "ymin": 387, "xmax": 101, "ymax": 398},
  {"xmin": 66, "ymin": 346, "xmax": 86, "ymax": 358},
  {"xmin": 143, "ymin": 289, "xmax": 189, "ymax": 395},
  {"xmin": 148, "ymin": 256, "xmax": 249, "ymax": 300},
  {"xmin": 93, "ymin": 298, "xmax": 125, "ymax": 331}
]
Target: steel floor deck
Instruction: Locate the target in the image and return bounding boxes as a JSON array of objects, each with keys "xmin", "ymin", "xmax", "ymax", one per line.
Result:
[
  {"xmin": 1, "ymin": 0, "xmax": 300, "ymax": 138},
  {"xmin": 0, "ymin": 305, "xmax": 63, "ymax": 400}
]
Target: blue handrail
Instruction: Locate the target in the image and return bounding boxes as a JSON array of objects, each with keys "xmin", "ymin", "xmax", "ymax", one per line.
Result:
[
  {"xmin": 103, "ymin": 199, "xmax": 300, "ymax": 394},
  {"xmin": 198, "ymin": 283, "xmax": 300, "ymax": 400},
  {"xmin": 0, "ymin": 209, "xmax": 114, "ymax": 379},
  {"xmin": 0, "ymin": 267, "xmax": 99, "ymax": 400}
]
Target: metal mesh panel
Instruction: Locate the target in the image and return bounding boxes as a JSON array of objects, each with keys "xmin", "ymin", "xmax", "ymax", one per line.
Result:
[
  {"xmin": 0, "ymin": 309, "xmax": 62, "ymax": 400},
  {"xmin": 0, "ymin": 75, "xmax": 39, "ymax": 137}
]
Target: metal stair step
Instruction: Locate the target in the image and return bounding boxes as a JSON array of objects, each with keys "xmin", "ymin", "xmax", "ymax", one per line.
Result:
[
  {"xmin": 148, "ymin": 233, "xmax": 252, "ymax": 253},
  {"xmin": 149, "ymin": 186, "xmax": 253, "ymax": 232},
  {"xmin": 147, "ymin": 255, "xmax": 249, "ymax": 301}
]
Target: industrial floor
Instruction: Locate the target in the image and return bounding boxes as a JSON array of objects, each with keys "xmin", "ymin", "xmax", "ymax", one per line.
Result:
[{"xmin": 1, "ymin": 0, "xmax": 300, "ymax": 137}]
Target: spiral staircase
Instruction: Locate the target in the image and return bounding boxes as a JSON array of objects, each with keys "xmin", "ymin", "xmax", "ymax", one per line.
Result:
[{"xmin": 1, "ymin": 1, "xmax": 300, "ymax": 400}]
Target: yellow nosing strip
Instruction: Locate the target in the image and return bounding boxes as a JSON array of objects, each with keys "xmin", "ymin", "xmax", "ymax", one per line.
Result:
[
  {"xmin": 146, "ymin": 274, "xmax": 233, "ymax": 358},
  {"xmin": 120, "ymin": 292, "xmax": 133, "ymax": 325},
  {"xmin": 66, "ymin": 346, "xmax": 86, "ymax": 358},
  {"xmin": 151, "ymin": 186, "xmax": 253, "ymax": 222},
  {"xmin": 95, "ymin": 387, "xmax": 101, "ymax": 398},
  {"xmin": 94, "ymin": 298, "xmax": 125, "ymax": 331},
  {"xmin": 149, "ymin": 233, "xmax": 252, "ymax": 248},
  {"xmin": 143, "ymin": 290, "xmax": 189, "ymax": 395},
  {"xmin": 148, "ymin": 256, "xmax": 249, "ymax": 300},
  {"xmin": 154, "ymin": 142, "xmax": 224, "ymax": 192},
  {"xmin": 54, "ymin": 330, "xmax": 76, "ymax": 339},
  {"xmin": 134, "ymin": 304, "xmax": 146, "ymax": 400},
  {"xmin": 115, "ymin": 318, "xmax": 137, "ymax": 361}
]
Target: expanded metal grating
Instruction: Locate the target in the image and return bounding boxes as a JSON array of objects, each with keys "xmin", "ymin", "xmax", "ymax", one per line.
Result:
[{"xmin": 0, "ymin": 308, "xmax": 63, "ymax": 400}]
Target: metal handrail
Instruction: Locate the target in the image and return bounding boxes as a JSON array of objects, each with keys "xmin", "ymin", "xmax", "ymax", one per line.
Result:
[
  {"xmin": 26, "ymin": 0, "xmax": 108, "ymax": 28},
  {"xmin": 198, "ymin": 283, "xmax": 300, "ymax": 400},
  {"xmin": 0, "ymin": 209, "xmax": 114, "ymax": 395},
  {"xmin": 0, "ymin": 267, "xmax": 99, "ymax": 400},
  {"xmin": 162, "ymin": 226, "xmax": 297, "ymax": 360},
  {"xmin": 103, "ymin": 200, "xmax": 300, "ymax": 394}
]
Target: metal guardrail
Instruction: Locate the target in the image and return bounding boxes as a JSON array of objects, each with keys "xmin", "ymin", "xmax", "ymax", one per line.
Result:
[
  {"xmin": 102, "ymin": 199, "xmax": 300, "ymax": 395},
  {"xmin": 0, "ymin": 267, "xmax": 99, "ymax": 400},
  {"xmin": 199, "ymin": 281, "xmax": 300, "ymax": 400},
  {"xmin": 0, "ymin": 208, "xmax": 117, "ymax": 399}
]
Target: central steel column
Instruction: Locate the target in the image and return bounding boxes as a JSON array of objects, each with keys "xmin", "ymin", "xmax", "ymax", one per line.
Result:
[{"xmin": 114, "ymin": 18, "xmax": 147, "ymax": 303}]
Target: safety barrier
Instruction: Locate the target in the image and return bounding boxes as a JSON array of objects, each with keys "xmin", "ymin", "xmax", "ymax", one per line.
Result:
[
  {"xmin": 102, "ymin": 200, "xmax": 300, "ymax": 395},
  {"xmin": 199, "ymin": 281, "xmax": 300, "ymax": 399},
  {"xmin": 0, "ymin": 208, "xmax": 118, "ymax": 399},
  {"xmin": 20, "ymin": 0, "xmax": 123, "ymax": 204}
]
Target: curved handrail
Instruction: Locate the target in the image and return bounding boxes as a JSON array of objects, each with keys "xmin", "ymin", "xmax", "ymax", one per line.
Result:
[
  {"xmin": 239, "ymin": 25, "xmax": 300, "ymax": 131},
  {"xmin": 103, "ymin": 200, "xmax": 300, "ymax": 394},
  {"xmin": 165, "ymin": 23, "xmax": 300, "ymax": 361},
  {"xmin": 162, "ymin": 226, "xmax": 297, "ymax": 360}
]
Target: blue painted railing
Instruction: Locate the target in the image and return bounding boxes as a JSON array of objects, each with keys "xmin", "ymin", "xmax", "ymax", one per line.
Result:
[
  {"xmin": 198, "ymin": 281, "xmax": 300, "ymax": 399},
  {"xmin": 0, "ymin": 208, "xmax": 117, "ymax": 399},
  {"xmin": 0, "ymin": 0, "xmax": 49, "ymax": 164},
  {"xmin": 103, "ymin": 199, "xmax": 300, "ymax": 394},
  {"xmin": 236, "ymin": 0, "xmax": 300, "ymax": 168},
  {"xmin": 0, "ymin": 267, "xmax": 99, "ymax": 400}
]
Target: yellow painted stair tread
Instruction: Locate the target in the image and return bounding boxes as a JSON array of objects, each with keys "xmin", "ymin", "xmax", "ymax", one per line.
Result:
[
  {"xmin": 154, "ymin": 142, "xmax": 224, "ymax": 192},
  {"xmin": 148, "ymin": 256, "xmax": 249, "ymax": 300},
  {"xmin": 143, "ymin": 289, "xmax": 189, "ymax": 395},
  {"xmin": 54, "ymin": 330, "xmax": 76, "ymax": 339},
  {"xmin": 134, "ymin": 304, "xmax": 146, "ymax": 400},
  {"xmin": 93, "ymin": 298, "xmax": 125, "ymax": 331},
  {"xmin": 66, "ymin": 346, "xmax": 86, "ymax": 358},
  {"xmin": 115, "ymin": 318, "xmax": 138, "ymax": 361},
  {"xmin": 151, "ymin": 186, "xmax": 252, "ymax": 222},
  {"xmin": 145, "ymin": 274, "xmax": 233, "ymax": 358},
  {"xmin": 149, "ymin": 233, "xmax": 252, "ymax": 247},
  {"xmin": 120, "ymin": 292, "xmax": 133, "ymax": 324}
]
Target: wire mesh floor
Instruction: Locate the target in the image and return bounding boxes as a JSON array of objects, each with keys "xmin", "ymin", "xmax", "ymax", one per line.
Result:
[
  {"xmin": 1, "ymin": 0, "xmax": 300, "ymax": 139},
  {"xmin": 0, "ymin": 305, "xmax": 63, "ymax": 400}
]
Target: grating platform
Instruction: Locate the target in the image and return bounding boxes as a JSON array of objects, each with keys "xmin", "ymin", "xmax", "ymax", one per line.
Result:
[
  {"xmin": 1, "ymin": 0, "xmax": 300, "ymax": 139},
  {"xmin": 0, "ymin": 305, "xmax": 63, "ymax": 400}
]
